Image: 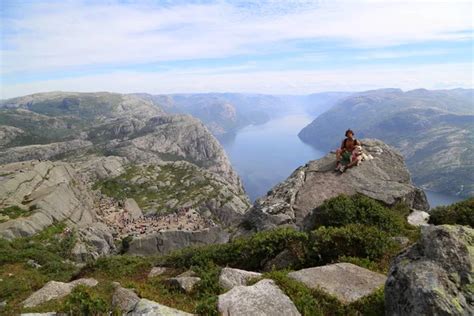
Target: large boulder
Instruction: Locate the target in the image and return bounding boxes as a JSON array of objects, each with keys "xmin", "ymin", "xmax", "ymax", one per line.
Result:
[
  {"xmin": 165, "ymin": 271, "xmax": 201, "ymax": 294},
  {"xmin": 218, "ymin": 279, "xmax": 301, "ymax": 316},
  {"xmin": 22, "ymin": 278, "xmax": 98, "ymax": 308},
  {"xmin": 288, "ymin": 263, "xmax": 386, "ymax": 304},
  {"xmin": 385, "ymin": 225, "xmax": 474, "ymax": 315},
  {"xmin": 239, "ymin": 139, "xmax": 429, "ymax": 233},
  {"xmin": 130, "ymin": 298, "xmax": 194, "ymax": 316},
  {"xmin": 111, "ymin": 283, "xmax": 140, "ymax": 314},
  {"xmin": 219, "ymin": 267, "xmax": 262, "ymax": 291},
  {"xmin": 126, "ymin": 227, "xmax": 230, "ymax": 256}
]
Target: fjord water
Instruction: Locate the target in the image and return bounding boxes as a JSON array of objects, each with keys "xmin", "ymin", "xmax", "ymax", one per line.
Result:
[
  {"xmin": 221, "ymin": 113, "xmax": 464, "ymax": 208},
  {"xmin": 221, "ymin": 113, "xmax": 324, "ymax": 202}
]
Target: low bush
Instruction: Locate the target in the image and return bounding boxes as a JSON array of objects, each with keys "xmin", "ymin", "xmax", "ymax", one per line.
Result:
[
  {"xmin": 312, "ymin": 194, "xmax": 406, "ymax": 235},
  {"xmin": 162, "ymin": 227, "xmax": 308, "ymax": 271},
  {"xmin": 0, "ymin": 223, "xmax": 78, "ymax": 281},
  {"xmin": 307, "ymin": 224, "xmax": 398, "ymax": 266},
  {"xmin": 429, "ymin": 197, "xmax": 474, "ymax": 227},
  {"xmin": 87, "ymin": 255, "xmax": 152, "ymax": 279},
  {"xmin": 63, "ymin": 285, "xmax": 108, "ymax": 315}
]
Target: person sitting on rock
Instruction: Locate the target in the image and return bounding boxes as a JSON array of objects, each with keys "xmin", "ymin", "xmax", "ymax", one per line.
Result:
[{"xmin": 335, "ymin": 129, "xmax": 360, "ymax": 173}]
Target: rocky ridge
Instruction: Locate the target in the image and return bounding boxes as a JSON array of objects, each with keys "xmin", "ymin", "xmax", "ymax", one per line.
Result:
[{"xmin": 239, "ymin": 139, "xmax": 429, "ymax": 233}]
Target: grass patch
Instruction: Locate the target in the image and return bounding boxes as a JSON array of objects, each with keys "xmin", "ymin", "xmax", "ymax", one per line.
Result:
[
  {"xmin": 0, "ymin": 223, "xmax": 78, "ymax": 281},
  {"xmin": 0, "ymin": 205, "xmax": 30, "ymax": 222}
]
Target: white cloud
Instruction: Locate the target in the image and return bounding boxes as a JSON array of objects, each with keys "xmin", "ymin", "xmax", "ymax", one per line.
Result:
[
  {"xmin": 2, "ymin": 62, "xmax": 472, "ymax": 98},
  {"xmin": 1, "ymin": 0, "xmax": 472, "ymax": 75}
]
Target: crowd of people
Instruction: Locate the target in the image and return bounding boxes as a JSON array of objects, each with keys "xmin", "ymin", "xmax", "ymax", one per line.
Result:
[{"xmin": 96, "ymin": 196, "xmax": 216, "ymax": 238}]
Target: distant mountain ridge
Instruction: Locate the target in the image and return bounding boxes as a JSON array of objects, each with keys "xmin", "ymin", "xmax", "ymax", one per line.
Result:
[
  {"xmin": 133, "ymin": 92, "xmax": 352, "ymax": 139},
  {"xmin": 298, "ymin": 88, "xmax": 474, "ymax": 197}
]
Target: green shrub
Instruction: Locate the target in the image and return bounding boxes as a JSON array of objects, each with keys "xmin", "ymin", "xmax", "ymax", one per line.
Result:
[
  {"xmin": 0, "ymin": 223, "xmax": 78, "ymax": 281},
  {"xmin": 429, "ymin": 197, "xmax": 474, "ymax": 227},
  {"xmin": 162, "ymin": 227, "xmax": 307, "ymax": 271},
  {"xmin": 88, "ymin": 255, "xmax": 152, "ymax": 279},
  {"xmin": 312, "ymin": 194, "xmax": 405, "ymax": 235},
  {"xmin": 0, "ymin": 205, "xmax": 30, "ymax": 222},
  {"xmin": 63, "ymin": 285, "xmax": 108, "ymax": 315},
  {"xmin": 307, "ymin": 224, "xmax": 398, "ymax": 266},
  {"xmin": 193, "ymin": 262, "xmax": 222, "ymax": 315}
]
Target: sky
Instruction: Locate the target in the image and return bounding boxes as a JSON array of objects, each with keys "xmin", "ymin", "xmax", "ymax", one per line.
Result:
[{"xmin": 0, "ymin": 0, "xmax": 473, "ymax": 98}]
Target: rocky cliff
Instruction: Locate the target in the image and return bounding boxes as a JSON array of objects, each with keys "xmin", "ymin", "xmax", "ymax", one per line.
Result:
[
  {"xmin": 298, "ymin": 88, "xmax": 474, "ymax": 197},
  {"xmin": 239, "ymin": 139, "xmax": 429, "ymax": 233},
  {"xmin": 0, "ymin": 92, "xmax": 250, "ymax": 260}
]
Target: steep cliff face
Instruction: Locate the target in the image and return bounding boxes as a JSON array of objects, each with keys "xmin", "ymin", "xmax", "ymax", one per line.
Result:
[
  {"xmin": 239, "ymin": 139, "xmax": 429, "ymax": 234},
  {"xmin": 0, "ymin": 92, "xmax": 250, "ymax": 259},
  {"xmin": 0, "ymin": 92, "xmax": 245, "ymax": 193}
]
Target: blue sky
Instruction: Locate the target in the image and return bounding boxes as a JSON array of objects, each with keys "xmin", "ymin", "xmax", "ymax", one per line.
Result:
[{"xmin": 0, "ymin": 0, "xmax": 473, "ymax": 98}]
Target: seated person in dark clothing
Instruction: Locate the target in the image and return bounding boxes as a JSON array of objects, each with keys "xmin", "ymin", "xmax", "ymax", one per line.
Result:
[{"xmin": 335, "ymin": 129, "xmax": 359, "ymax": 173}]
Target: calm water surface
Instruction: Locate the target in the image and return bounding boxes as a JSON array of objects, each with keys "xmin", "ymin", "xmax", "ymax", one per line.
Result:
[{"xmin": 222, "ymin": 113, "xmax": 465, "ymax": 208}]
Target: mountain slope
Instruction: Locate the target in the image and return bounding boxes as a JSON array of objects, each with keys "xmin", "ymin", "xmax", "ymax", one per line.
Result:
[{"xmin": 298, "ymin": 88, "xmax": 474, "ymax": 197}]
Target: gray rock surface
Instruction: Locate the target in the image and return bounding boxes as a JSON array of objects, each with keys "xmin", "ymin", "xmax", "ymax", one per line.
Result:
[
  {"xmin": 127, "ymin": 227, "xmax": 230, "ymax": 256},
  {"xmin": 385, "ymin": 225, "xmax": 474, "ymax": 316},
  {"xmin": 22, "ymin": 278, "xmax": 98, "ymax": 308},
  {"xmin": 131, "ymin": 298, "xmax": 195, "ymax": 315},
  {"xmin": 124, "ymin": 198, "xmax": 142, "ymax": 220},
  {"xmin": 288, "ymin": 263, "xmax": 386, "ymax": 304},
  {"xmin": 219, "ymin": 267, "xmax": 262, "ymax": 291},
  {"xmin": 218, "ymin": 279, "xmax": 301, "ymax": 316},
  {"xmin": 0, "ymin": 160, "xmax": 97, "ymax": 239},
  {"xmin": 148, "ymin": 267, "xmax": 168, "ymax": 278},
  {"xmin": 0, "ymin": 125, "xmax": 24, "ymax": 147},
  {"xmin": 74, "ymin": 155, "xmax": 127, "ymax": 180},
  {"xmin": 239, "ymin": 139, "xmax": 429, "ymax": 233},
  {"xmin": 111, "ymin": 283, "xmax": 140, "ymax": 314},
  {"xmin": 166, "ymin": 271, "xmax": 201, "ymax": 294},
  {"xmin": 0, "ymin": 139, "xmax": 93, "ymax": 164}
]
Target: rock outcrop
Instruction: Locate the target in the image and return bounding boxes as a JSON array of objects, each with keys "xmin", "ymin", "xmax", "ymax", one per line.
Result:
[
  {"xmin": 218, "ymin": 279, "xmax": 300, "ymax": 316},
  {"xmin": 239, "ymin": 139, "xmax": 429, "ymax": 233},
  {"xmin": 385, "ymin": 225, "xmax": 474, "ymax": 315},
  {"xmin": 219, "ymin": 267, "xmax": 262, "ymax": 291},
  {"xmin": 22, "ymin": 278, "xmax": 98, "ymax": 308},
  {"xmin": 288, "ymin": 263, "xmax": 386, "ymax": 304},
  {"xmin": 126, "ymin": 227, "xmax": 229, "ymax": 256},
  {"xmin": 111, "ymin": 282, "xmax": 140, "ymax": 314},
  {"xmin": 0, "ymin": 139, "xmax": 93, "ymax": 165},
  {"xmin": 130, "ymin": 299, "xmax": 194, "ymax": 316},
  {"xmin": 165, "ymin": 270, "xmax": 201, "ymax": 294},
  {"xmin": 0, "ymin": 125, "xmax": 24, "ymax": 147},
  {"xmin": 0, "ymin": 160, "xmax": 96, "ymax": 239}
]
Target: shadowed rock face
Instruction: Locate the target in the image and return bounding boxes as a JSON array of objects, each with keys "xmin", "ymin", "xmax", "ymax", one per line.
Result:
[
  {"xmin": 238, "ymin": 139, "xmax": 429, "ymax": 233},
  {"xmin": 385, "ymin": 225, "xmax": 474, "ymax": 316}
]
